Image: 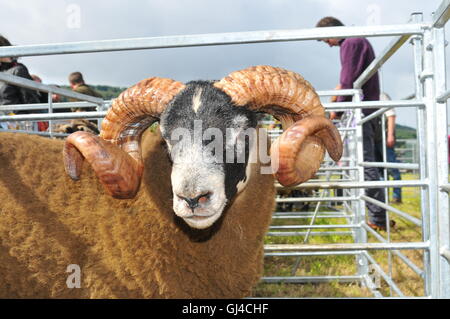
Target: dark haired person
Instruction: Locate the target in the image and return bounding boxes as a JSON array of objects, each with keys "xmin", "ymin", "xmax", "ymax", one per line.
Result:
[
  {"xmin": 68, "ymin": 71, "xmax": 103, "ymax": 112},
  {"xmin": 0, "ymin": 35, "xmax": 40, "ymax": 109},
  {"xmin": 316, "ymin": 17, "xmax": 393, "ymax": 231},
  {"xmin": 0, "ymin": 35, "xmax": 41, "ymax": 131}
]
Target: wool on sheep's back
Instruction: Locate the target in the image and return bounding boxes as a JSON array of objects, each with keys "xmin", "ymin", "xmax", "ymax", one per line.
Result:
[{"xmin": 0, "ymin": 130, "xmax": 275, "ymax": 298}]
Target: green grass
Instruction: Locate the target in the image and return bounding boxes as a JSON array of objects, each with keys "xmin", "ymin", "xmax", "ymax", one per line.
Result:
[{"xmin": 252, "ymin": 173, "xmax": 423, "ymax": 298}]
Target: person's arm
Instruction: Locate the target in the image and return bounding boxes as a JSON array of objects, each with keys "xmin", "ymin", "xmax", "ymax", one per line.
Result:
[
  {"xmin": 336, "ymin": 40, "xmax": 364, "ymax": 103},
  {"xmin": 330, "ymin": 84, "xmax": 342, "ymax": 120},
  {"xmin": 386, "ymin": 115, "xmax": 396, "ymax": 148},
  {"xmin": 13, "ymin": 65, "xmax": 40, "ymax": 104},
  {"xmin": 330, "ymin": 84, "xmax": 342, "ymax": 103}
]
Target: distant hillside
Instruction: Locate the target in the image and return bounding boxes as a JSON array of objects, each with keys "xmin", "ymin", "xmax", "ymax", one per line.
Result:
[
  {"xmin": 58, "ymin": 84, "xmax": 127, "ymax": 101},
  {"xmin": 90, "ymin": 85, "xmax": 127, "ymax": 100},
  {"xmin": 396, "ymin": 124, "xmax": 416, "ymax": 139}
]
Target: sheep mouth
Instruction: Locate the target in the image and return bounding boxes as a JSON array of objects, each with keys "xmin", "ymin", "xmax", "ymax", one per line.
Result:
[
  {"xmin": 182, "ymin": 212, "xmax": 221, "ymax": 229},
  {"xmin": 186, "ymin": 213, "xmax": 216, "ymax": 220}
]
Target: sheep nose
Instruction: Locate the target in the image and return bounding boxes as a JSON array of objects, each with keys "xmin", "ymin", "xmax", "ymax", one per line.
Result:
[{"xmin": 178, "ymin": 192, "xmax": 211, "ymax": 210}]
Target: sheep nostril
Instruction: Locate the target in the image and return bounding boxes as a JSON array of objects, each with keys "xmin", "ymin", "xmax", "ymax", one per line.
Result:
[
  {"xmin": 178, "ymin": 192, "xmax": 212, "ymax": 210},
  {"xmin": 197, "ymin": 192, "xmax": 211, "ymax": 204},
  {"xmin": 184, "ymin": 197, "xmax": 199, "ymax": 210}
]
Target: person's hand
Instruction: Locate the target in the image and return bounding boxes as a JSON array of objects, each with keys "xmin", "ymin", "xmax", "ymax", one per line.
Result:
[
  {"xmin": 330, "ymin": 84, "xmax": 342, "ymax": 103},
  {"xmin": 329, "ymin": 111, "xmax": 339, "ymax": 120},
  {"xmin": 387, "ymin": 134, "xmax": 396, "ymax": 148}
]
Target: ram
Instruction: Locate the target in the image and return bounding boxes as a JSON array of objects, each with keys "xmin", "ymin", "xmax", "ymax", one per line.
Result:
[{"xmin": 0, "ymin": 66, "xmax": 342, "ymax": 298}]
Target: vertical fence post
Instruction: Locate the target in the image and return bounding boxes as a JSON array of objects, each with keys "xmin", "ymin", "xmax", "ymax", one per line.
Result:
[
  {"xmin": 422, "ymin": 24, "xmax": 441, "ymax": 298},
  {"xmin": 410, "ymin": 12, "xmax": 432, "ymax": 296},
  {"xmin": 48, "ymin": 91, "xmax": 54, "ymax": 139},
  {"xmin": 432, "ymin": 24, "xmax": 450, "ymax": 298},
  {"xmin": 353, "ymin": 90, "xmax": 369, "ymax": 282}
]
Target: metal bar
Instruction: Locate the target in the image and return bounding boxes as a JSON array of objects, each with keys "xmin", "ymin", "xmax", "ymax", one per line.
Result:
[
  {"xmin": 265, "ymin": 251, "xmax": 363, "ymax": 257},
  {"xmin": 361, "ymin": 224, "xmax": 425, "ymax": 278},
  {"xmin": 290, "ymin": 187, "xmax": 340, "ymax": 276},
  {"xmin": 0, "ymin": 129, "xmax": 68, "ymax": 138},
  {"xmin": 0, "ymin": 24, "xmax": 426, "ymax": 58},
  {"xmin": 268, "ymin": 126, "xmax": 357, "ymax": 135},
  {"xmin": 323, "ymin": 99, "xmax": 425, "ymax": 110},
  {"xmin": 360, "ymin": 195, "xmax": 422, "ymax": 226},
  {"xmin": 422, "ymin": 27, "xmax": 440, "ymax": 298},
  {"xmin": 0, "ymin": 72, "xmax": 103, "ymax": 104},
  {"xmin": 441, "ymin": 247, "xmax": 450, "ymax": 263},
  {"xmin": 357, "ymin": 107, "xmax": 393, "ymax": 125},
  {"xmin": 317, "ymin": 89, "xmax": 360, "ymax": 97},
  {"xmin": 273, "ymin": 211, "xmax": 347, "ymax": 216},
  {"xmin": 269, "ymin": 224, "xmax": 360, "ymax": 230},
  {"xmin": 266, "ymin": 231, "xmax": 353, "ymax": 237},
  {"xmin": 432, "ymin": 25, "xmax": 450, "ymax": 297},
  {"xmin": 362, "ymin": 274, "xmax": 384, "ymax": 298},
  {"xmin": 359, "ymin": 161, "xmax": 420, "ymax": 170},
  {"xmin": 261, "ymin": 276, "xmax": 361, "ymax": 284},
  {"xmin": 363, "ymin": 252, "xmax": 405, "ymax": 297},
  {"xmin": 272, "ymin": 214, "xmax": 354, "ymax": 219},
  {"xmin": 354, "ymin": 34, "xmax": 412, "ymax": 89},
  {"xmin": 318, "ymin": 167, "xmax": 358, "ymax": 171},
  {"xmin": 47, "ymin": 92, "xmax": 54, "ymax": 139},
  {"xmin": 264, "ymin": 242, "xmax": 429, "ymax": 252},
  {"xmin": 335, "ymin": 127, "xmax": 357, "ymax": 132},
  {"xmin": 0, "ymin": 101, "xmax": 105, "ymax": 112},
  {"xmin": 411, "ymin": 15, "xmax": 432, "ymax": 299},
  {"xmin": 432, "ymin": 0, "xmax": 450, "ymax": 28},
  {"xmin": 419, "ymin": 70, "xmax": 434, "ymax": 82},
  {"xmin": 0, "ymin": 111, "xmax": 106, "ymax": 122},
  {"xmin": 352, "ymin": 92, "xmax": 369, "ymax": 284},
  {"xmin": 436, "ymin": 89, "xmax": 450, "ymax": 103},
  {"xmin": 276, "ymin": 196, "xmax": 358, "ymax": 202},
  {"xmin": 276, "ymin": 179, "xmax": 427, "ymax": 190}
]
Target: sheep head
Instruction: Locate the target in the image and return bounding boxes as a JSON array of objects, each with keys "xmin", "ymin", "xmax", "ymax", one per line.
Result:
[{"xmin": 63, "ymin": 66, "xmax": 343, "ymax": 229}]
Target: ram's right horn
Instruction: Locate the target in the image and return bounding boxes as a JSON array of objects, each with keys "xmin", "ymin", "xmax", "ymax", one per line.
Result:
[
  {"xmin": 214, "ymin": 65, "xmax": 343, "ymax": 186},
  {"xmin": 63, "ymin": 77, "xmax": 186, "ymax": 198}
]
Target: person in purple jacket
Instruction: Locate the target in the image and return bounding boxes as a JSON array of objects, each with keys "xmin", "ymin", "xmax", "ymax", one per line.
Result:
[{"xmin": 316, "ymin": 16, "xmax": 394, "ymax": 231}]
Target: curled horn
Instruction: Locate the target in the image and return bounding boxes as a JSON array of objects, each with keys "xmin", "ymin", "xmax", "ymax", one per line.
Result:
[
  {"xmin": 214, "ymin": 65, "xmax": 343, "ymax": 186},
  {"xmin": 63, "ymin": 78, "xmax": 186, "ymax": 198}
]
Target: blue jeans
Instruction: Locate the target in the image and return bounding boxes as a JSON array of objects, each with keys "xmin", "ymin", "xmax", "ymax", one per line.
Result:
[{"xmin": 387, "ymin": 147, "xmax": 402, "ymax": 200}]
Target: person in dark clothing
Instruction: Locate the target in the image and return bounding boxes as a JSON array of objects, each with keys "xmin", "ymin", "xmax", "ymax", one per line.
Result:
[
  {"xmin": 316, "ymin": 17, "xmax": 391, "ymax": 231},
  {"xmin": 30, "ymin": 74, "xmax": 50, "ymax": 132},
  {"xmin": 375, "ymin": 93, "xmax": 402, "ymax": 204},
  {"xmin": 0, "ymin": 35, "xmax": 40, "ymax": 111},
  {"xmin": 31, "ymin": 74, "xmax": 49, "ymax": 104}
]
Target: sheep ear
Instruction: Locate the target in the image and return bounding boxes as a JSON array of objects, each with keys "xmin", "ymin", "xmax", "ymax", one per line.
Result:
[{"xmin": 63, "ymin": 131, "xmax": 143, "ymax": 199}]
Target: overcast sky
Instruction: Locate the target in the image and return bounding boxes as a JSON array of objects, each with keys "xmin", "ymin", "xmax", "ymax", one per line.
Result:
[{"xmin": 1, "ymin": 0, "xmax": 449, "ymax": 128}]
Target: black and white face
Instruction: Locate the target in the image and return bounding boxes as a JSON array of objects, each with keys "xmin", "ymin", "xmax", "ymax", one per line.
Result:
[{"xmin": 159, "ymin": 81, "xmax": 257, "ymax": 229}]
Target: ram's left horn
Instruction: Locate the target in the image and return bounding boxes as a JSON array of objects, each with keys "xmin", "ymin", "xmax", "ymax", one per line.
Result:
[
  {"xmin": 214, "ymin": 65, "xmax": 343, "ymax": 186},
  {"xmin": 270, "ymin": 116, "xmax": 342, "ymax": 186}
]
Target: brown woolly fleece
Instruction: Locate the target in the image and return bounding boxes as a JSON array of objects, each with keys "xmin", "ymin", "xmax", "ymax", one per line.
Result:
[{"xmin": 0, "ymin": 130, "xmax": 275, "ymax": 298}]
